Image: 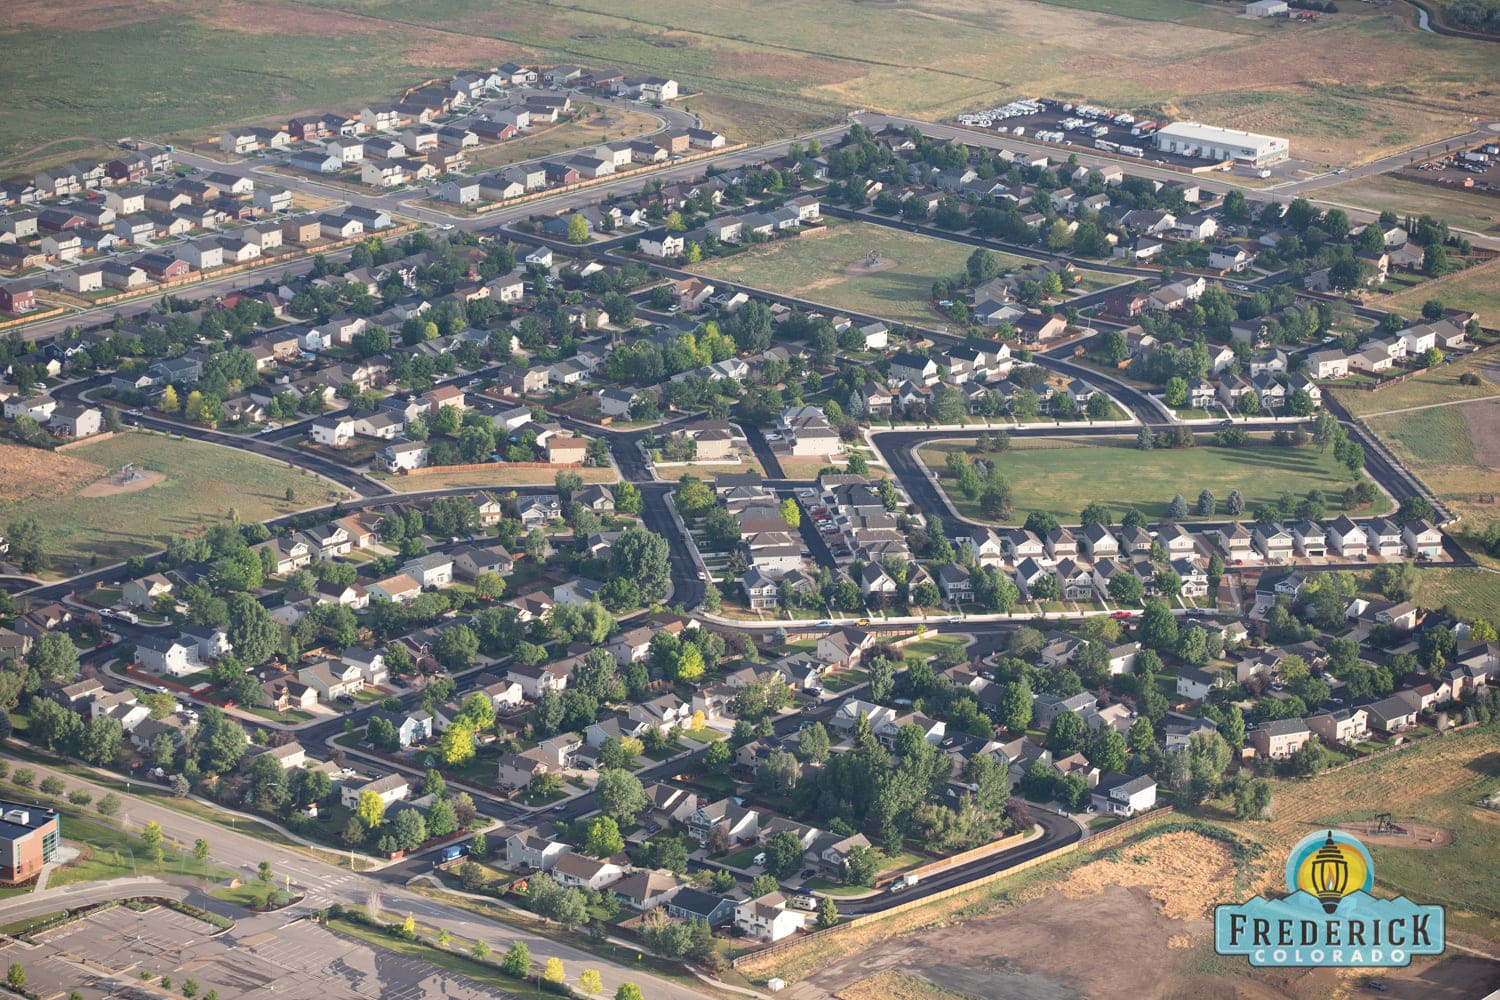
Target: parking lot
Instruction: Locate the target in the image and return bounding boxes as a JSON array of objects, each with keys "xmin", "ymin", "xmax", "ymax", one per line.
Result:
[
  {"xmin": 0, "ymin": 902, "xmax": 524, "ymax": 1000},
  {"xmin": 953, "ymin": 98, "xmax": 1310, "ymax": 179}
]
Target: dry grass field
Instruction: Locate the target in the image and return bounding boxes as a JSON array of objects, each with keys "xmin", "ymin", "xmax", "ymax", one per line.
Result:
[
  {"xmin": 1383, "ymin": 258, "xmax": 1500, "ymax": 321},
  {"xmin": 1332, "ymin": 350, "xmax": 1500, "ymax": 418},
  {"xmin": 0, "ymin": 434, "xmax": 348, "ymax": 574},
  {"xmin": 2, "ymin": 0, "xmax": 1495, "ymax": 170},
  {"xmin": 1320, "ymin": 176, "xmax": 1500, "ymax": 238},
  {"xmin": 371, "ymin": 465, "xmax": 617, "ymax": 492}
]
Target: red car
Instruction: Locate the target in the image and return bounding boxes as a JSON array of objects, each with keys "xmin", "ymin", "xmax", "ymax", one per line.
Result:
[{"xmin": 1111, "ymin": 611, "xmax": 1132, "ymax": 619}]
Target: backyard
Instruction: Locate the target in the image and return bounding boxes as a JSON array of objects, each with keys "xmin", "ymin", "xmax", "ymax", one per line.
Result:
[
  {"xmin": 0, "ymin": 434, "xmax": 349, "ymax": 575},
  {"xmin": 919, "ymin": 435, "xmax": 1389, "ymax": 525}
]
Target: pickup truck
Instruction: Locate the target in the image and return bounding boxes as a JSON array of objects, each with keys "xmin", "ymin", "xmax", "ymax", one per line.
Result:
[{"xmin": 889, "ymin": 874, "xmax": 921, "ymax": 893}]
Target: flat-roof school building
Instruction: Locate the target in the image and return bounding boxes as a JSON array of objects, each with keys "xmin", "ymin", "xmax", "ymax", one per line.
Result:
[
  {"xmin": 1155, "ymin": 121, "xmax": 1290, "ymax": 167},
  {"xmin": 0, "ymin": 801, "xmax": 59, "ymax": 882}
]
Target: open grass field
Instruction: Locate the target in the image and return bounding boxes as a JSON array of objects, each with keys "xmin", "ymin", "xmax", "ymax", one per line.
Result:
[
  {"xmin": 6, "ymin": 0, "xmax": 1494, "ymax": 173},
  {"xmin": 0, "ymin": 434, "xmax": 349, "ymax": 574},
  {"xmin": 1331, "ymin": 349, "xmax": 1500, "ymax": 417},
  {"xmin": 689, "ymin": 221, "xmax": 1015, "ymax": 327},
  {"xmin": 372, "ymin": 464, "xmax": 617, "ymax": 492},
  {"xmin": 1319, "ymin": 175, "xmax": 1500, "ymax": 237},
  {"xmin": 919, "ymin": 435, "xmax": 1386, "ymax": 525},
  {"xmin": 464, "ymin": 104, "xmax": 663, "ymax": 170},
  {"xmin": 1384, "ymin": 258, "xmax": 1500, "ymax": 321}
]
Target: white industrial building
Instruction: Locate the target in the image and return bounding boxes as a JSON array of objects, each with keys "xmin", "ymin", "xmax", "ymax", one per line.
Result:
[
  {"xmin": 1245, "ymin": 0, "xmax": 1289, "ymax": 16},
  {"xmin": 1154, "ymin": 121, "xmax": 1289, "ymax": 167}
]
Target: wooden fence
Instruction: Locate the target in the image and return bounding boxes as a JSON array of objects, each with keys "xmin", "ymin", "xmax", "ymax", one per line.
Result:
[{"xmin": 398, "ymin": 460, "xmax": 582, "ymax": 476}]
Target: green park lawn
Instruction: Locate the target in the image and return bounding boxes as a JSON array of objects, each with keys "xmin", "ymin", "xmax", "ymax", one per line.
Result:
[
  {"xmin": 0, "ymin": 432, "xmax": 348, "ymax": 575},
  {"xmin": 690, "ymin": 221, "xmax": 1032, "ymax": 327},
  {"xmin": 920, "ymin": 435, "xmax": 1389, "ymax": 525}
]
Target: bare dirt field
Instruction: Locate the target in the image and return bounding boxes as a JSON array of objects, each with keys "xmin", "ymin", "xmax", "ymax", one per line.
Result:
[
  {"xmin": 1338, "ymin": 822, "xmax": 1454, "ymax": 850},
  {"xmin": 76, "ymin": 468, "xmax": 168, "ymax": 498}
]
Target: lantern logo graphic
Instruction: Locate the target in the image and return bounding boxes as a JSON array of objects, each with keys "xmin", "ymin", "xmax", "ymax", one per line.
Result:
[
  {"xmin": 1292, "ymin": 831, "xmax": 1370, "ymax": 913},
  {"xmin": 1215, "ymin": 829, "xmax": 1444, "ymax": 967}
]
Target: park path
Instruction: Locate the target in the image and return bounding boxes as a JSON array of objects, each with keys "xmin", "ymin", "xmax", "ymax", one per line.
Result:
[{"xmin": 1356, "ymin": 393, "xmax": 1500, "ymax": 419}]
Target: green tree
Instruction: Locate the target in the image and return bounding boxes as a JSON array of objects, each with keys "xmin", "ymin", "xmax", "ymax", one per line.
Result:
[
  {"xmin": 595, "ymin": 767, "xmax": 648, "ymax": 825},
  {"xmin": 27, "ymin": 632, "xmax": 81, "ymax": 684},
  {"xmin": 584, "ymin": 816, "xmax": 625, "ymax": 857},
  {"xmin": 616, "ymin": 984, "xmax": 645, "ymax": 1000},
  {"xmin": 1046, "ymin": 711, "xmax": 1086, "ymax": 756},
  {"xmin": 1138, "ymin": 599, "xmax": 1179, "ymax": 651},
  {"xmin": 501, "ymin": 940, "xmax": 530, "ymax": 976},
  {"xmin": 817, "ymin": 895, "xmax": 839, "ymax": 928},
  {"xmin": 6, "ymin": 963, "xmax": 24, "ymax": 991},
  {"xmin": 779, "ymin": 498, "xmax": 801, "ymax": 528}
]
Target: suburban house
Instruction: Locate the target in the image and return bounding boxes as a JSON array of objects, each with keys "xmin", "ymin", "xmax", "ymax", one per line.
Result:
[
  {"xmin": 1090, "ymin": 773, "xmax": 1157, "ymax": 817},
  {"xmin": 1249, "ymin": 718, "xmax": 1311, "ymax": 759}
]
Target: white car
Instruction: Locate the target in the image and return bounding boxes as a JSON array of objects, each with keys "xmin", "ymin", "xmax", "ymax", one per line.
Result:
[{"xmin": 764, "ymin": 432, "xmax": 782, "ymax": 441}]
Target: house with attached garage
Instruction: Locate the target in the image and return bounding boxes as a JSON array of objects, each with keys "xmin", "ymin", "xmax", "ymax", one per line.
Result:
[
  {"xmin": 505, "ymin": 829, "xmax": 571, "ymax": 871},
  {"xmin": 1403, "ymin": 519, "xmax": 1443, "ymax": 558},
  {"xmin": 136, "ymin": 635, "xmax": 201, "ymax": 677},
  {"xmin": 1090, "ymin": 773, "xmax": 1157, "ymax": 817},
  {"xmin": 298, "ymin": 659, "xmax": 364, "ymax": 700},
  {"xmin": 735, "ymin": 893, "xmax": 804, "ymax": 943},
  {"xmin": 340, "ymin": 772, "xmax": 409, "ymax": 810},
  {"xmin": 1364, "ymin": 518, "xmax": 1405, "ymax": 558}
]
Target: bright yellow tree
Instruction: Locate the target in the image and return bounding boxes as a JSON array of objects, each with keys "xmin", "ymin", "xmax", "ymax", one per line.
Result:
[
  {"xmin": 356, "ymin": 789, "xmax": 386, "ymax": 830},
  {"xmin": 158, "ymin": 385, "xmax": 179, "ymax": 414},
  {"xmin": 440, "ymin": 721, "xmax": 476, "ymax": 765},
  {"xmin": 579, "ymin": 970, "xmax": 603, "ymax": 995},
  {"xmin": 543, "ymin": 958, "xmax": 565, "ymax": 985}
]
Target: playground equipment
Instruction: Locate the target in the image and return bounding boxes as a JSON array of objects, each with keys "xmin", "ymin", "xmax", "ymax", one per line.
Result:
[
  {"xmin": 865, "ymin": 249, "xmax": 881, "ymax": 268},
  {"xmin": 113, "ymin": 464, "xmax": 145, "ymax": 486},
  {"xmin": 1374, "ymin": 813, "xmax": 1406, "ymax": 835}
]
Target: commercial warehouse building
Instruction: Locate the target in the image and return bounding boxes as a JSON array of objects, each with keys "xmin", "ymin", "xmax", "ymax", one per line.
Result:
[
  {"xmin": 0, "ymin": 802, "xmax": 59, "ymax": 882},
  {"xmin": 1155, "ymin": 121, "xmax": 1290, "ymax": 167}
]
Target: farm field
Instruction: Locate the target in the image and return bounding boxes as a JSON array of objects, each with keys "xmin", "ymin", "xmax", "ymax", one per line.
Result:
[
  {"xmin": 5, "ymin": 0, "xmax": 1496, "ymax": 172},
  {"xmin": 740, "ymin": 728, "xmax": 1500, "ymax": 997},
  {"xmin": 1318, "ymin": 175, "xmax": 1500, "ymax": 237},
  {"xmin": 689, "ymin": 221, "xmax": 1026, "ymax": 327},
  {"xmin": 1383, "ymin": 259, "xmax": 1500, "ymax": 321},
  {"xmin": 0, "ymin": 434, "xmax": 348, "ymax": 575},
  {"xmin": 919, "ymin": 435, "xmax": 1387, "ymax": 525},
  {"xmin": 463, "ymin": 104, "xmax": 664, "ymax": 170}
]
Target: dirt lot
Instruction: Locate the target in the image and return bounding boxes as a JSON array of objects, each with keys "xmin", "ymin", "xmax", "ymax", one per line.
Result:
[{"xmin": 0, "ymin": 442, "xmax": 107, "ymax": 503}]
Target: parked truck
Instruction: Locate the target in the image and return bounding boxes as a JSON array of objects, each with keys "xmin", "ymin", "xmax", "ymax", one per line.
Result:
[{"xmin": 437, "ymin": 844, "xmax": 468, "ymax": 865}]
